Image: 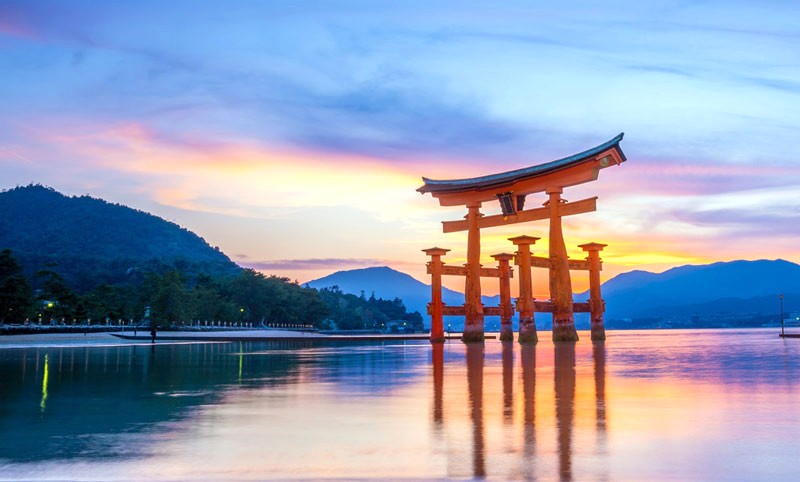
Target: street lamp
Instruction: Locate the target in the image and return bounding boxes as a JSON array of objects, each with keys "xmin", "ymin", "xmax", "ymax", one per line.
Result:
[{"xmin": 780, "ymin": 294, "xmax": 784, "ymax": 337}]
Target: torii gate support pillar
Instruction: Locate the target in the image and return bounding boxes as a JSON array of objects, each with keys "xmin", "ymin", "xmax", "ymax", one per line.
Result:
[
  {"xmin": 492, "ymin": 253, "xmax": 515, "ymax": 342},
  {"xmin": 510, "ymin": 235, "xmax": 539, "ymax": 344},
  {"xmin": 580, "ymin": 243, "xmax": 607, "ymax": 342},
  {"xmin": 424, "ymin": 247, "xmax": 450, "ymax": 343}
]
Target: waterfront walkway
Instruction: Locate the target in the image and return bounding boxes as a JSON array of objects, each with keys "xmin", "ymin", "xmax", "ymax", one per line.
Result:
[
  {"xmin": 111, "ymin": 329, "xmax": 471, "ymax": 342},
  {"xmin": 0, "ymin": 330, "xmax": 469, "ymax": 349}
]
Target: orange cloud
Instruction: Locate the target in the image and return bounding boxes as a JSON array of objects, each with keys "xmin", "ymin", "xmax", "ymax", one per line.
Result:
[
  {"xmin": 17, "ymin": 116, "xmax": 800, "ymax": 289},
  {"xmin": 33, "ymin": 119, "xmax": 425, "ymax": 219}
]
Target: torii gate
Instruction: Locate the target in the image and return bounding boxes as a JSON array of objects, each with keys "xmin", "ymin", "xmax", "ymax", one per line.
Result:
[{"xmin": 419, "ymin": 133, "xmax": 627, "ymax": 343}]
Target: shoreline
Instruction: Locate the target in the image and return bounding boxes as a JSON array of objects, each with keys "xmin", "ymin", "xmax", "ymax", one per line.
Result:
[
  {"xmin": 0, "ymin": 330, "xmax": 466, "ymax": 349},
  {"xmin": 0, "ymin": 327, "xmax": 786, "ymax": 350}
]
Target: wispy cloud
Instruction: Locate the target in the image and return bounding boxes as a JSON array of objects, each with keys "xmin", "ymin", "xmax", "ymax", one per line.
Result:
[
  {"xmin": 240, "ymin": 258, "xmax": 396, "ymax": 271},
  {"xmin": 625, "ymin": 64, "xmax": 696, "ymax": 78},
  {"xmin": 279, "ymin": 83, "xmax": 528, "ymax": 162}
]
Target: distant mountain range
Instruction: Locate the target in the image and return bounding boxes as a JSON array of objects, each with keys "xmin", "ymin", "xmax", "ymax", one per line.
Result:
[
  {"xmin": 0, "ymin": 185, "xmax": 240, "ymax": 291},
  {"xmin": 305, "ymin": 266, "xmax": 478, "ymax": 319},
  {"xmin": 308, "ymin": 260, "xmax": 800, "ymax": 329},
  {"xmin": 600, "ymin": 259, "xmax": 800, "ymax": 319}
]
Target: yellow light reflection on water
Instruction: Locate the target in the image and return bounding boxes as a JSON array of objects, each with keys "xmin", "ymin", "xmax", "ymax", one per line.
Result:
[
  {"xmin": 40, "ymin": 354, "xmax": 49, "ymax": 413},
  {"xmin": 238, "ymin": 342, "xmax": 243, "ymax": 383}
]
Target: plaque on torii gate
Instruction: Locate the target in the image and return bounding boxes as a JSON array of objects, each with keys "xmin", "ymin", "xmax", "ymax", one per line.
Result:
[{"xmin": 418, "ymin": 133, "xmax": 626, "ymax": 342}]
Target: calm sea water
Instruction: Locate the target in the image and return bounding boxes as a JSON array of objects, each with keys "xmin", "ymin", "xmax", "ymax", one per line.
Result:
[{"xmin": 1, "ymin": 329, "xmax": 798, "ymax": 481}]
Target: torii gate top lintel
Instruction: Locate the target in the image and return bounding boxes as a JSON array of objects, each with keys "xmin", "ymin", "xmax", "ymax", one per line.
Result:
[{"xmin": 417, "ymin": 132, "xmax": 626, "ymax": 207}]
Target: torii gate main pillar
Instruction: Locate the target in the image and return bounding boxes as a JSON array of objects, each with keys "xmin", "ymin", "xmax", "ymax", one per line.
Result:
[
  {"xmin": 547, "ymin": 187, "xmax": 578, "ymax": 342},
  {"xmin": 463, "ymin": 202, "xmax": 485, "ymax": 342}
]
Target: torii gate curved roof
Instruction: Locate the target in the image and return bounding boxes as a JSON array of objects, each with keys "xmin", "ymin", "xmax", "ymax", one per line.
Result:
[{"xmin": 418, "ymin": 133, "xmax": 626, "ymax": 206}]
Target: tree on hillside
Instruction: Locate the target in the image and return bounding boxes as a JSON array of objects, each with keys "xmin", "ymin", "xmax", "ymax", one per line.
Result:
[
  {"xmin": 315, "ymin": 286, "xmax": 423, "ymax": 331},
  {"xmin": 0, "ymin": 249, "xmax": 33, "ymax": 323},
  {"xmin": 36, "ymin": 264, "xmax": 78, "ymax": 322},
  {"xmin": 223, "ymin": 269, "xmax": 329, "ymax": 326},
  {"xmin": 83, "ymin": 283, "xmax": 132, "ymax": 323},
  {"xmin": 298, "ymin": 287, "xmax": 331, "ymax": 329},
  {"xmin": 0, "ymin": 185, "xmax": 241, "ymax": 293},
  {"xmin": 151, "ymin": 271, "xmax": 192, "ymax": 326},
  {"xmin": 190, "ymin": 274, "xmax": 239, "ymax": 323}
]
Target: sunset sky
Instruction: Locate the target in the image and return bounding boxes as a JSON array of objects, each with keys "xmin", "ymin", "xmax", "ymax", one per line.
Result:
[{"xmin": 2, "ymin": 1, "xmax": 799, "ymax": 295}]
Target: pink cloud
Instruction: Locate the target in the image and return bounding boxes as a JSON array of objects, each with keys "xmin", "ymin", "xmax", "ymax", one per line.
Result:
[
  {"xmin": 0, "ymin": 9, "xmax": 41, "ymax": 41},
  {"xmin": 594, "ymin": 158, "xmax": 800, "ymax": 197}
]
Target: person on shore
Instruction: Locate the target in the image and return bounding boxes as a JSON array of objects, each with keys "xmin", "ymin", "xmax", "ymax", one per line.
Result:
[{"xmin": 150, "ymin": 326, "xmax": 157, "ymax": 343}]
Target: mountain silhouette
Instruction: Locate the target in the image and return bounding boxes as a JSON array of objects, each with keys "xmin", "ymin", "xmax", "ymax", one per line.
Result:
[
  {"xmin": 306, "ymin": 266, "xmax": 502, "ymax": 329},
  {"xmin": 599, "ymin": 259, "xmax": 800, "ymax": 319},
  {"xmin": 306, "ymin": 266, "xmax": 457, "ymax": 319},
  {"xmin": 0, "ymin": 185, "xmax": 240, "ymax": 291}
]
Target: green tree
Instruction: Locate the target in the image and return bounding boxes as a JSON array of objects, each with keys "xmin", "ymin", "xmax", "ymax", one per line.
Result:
[
  {"xmin": 151, "ymin": 271, "xmax": 191, "ymax": 326},
  {"xmin": 315, "ymin": 286, "xmax": 422, "ymax": 331},
  {"xmin": 0, "ymin": 249, "xmax": 33, "ymax": 323},
  {"xmin": 190, "ymin": 274, "xmax": 238, "ymax": 323},
  {"xmin": 83, "ymin": 283, "xmax": 132, "ymax": 324},
  {"xmin": 224, "ymin": 269, "xmax": 277, "ymax": 324},
  {"xmin": 297, "ymin": 286, "xmax": 330, "ymax": 328},
  {"xmin": 403, "ymin": 311, "xmax": 424, "ymax": 332},
  {"xmin": 221, "ymin": 270, "xmax": 329, "ymax": 327},
  {"xmin": 36, "ymin": 264, "xmax": 78, "ymax": 322}
]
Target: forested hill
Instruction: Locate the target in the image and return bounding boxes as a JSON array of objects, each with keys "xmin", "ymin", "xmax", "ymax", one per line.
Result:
[{"xmin": 0, "ymin": 185, "xmax": 240, "ymax": 291}]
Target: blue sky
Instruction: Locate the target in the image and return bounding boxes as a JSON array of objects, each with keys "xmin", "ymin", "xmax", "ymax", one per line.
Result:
[{"xmin": 1, "ymin": 0, "xmax": 799, "ymax": 292}]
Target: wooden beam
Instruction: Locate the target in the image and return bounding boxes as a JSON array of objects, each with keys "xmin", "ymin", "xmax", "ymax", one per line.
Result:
[
  {"xmin": 440, "ymin": 305, "xmax": 506, "ymax": 316},
  {"xmin": 568, "ymin": 259, "xmax": 591, "ymax": 271},
  {"xmin": 530, "ymin": 256, "xmax": 551, "ymax": 269},
  {"xmin": 428, "ymin": 264, "xmax": 510, "ymax": 278},
  {"xmin": 522, "ymin": 255, "xmax": 590, "ymax": 271},
  {"xmin": 532, "ymin": 301, "xmax": 591, "ymax": 312},
  {"xmin": 442, "ymin": 305, "xmax": 466, "ymax": 316},
  {"xmin": 442, "ymin": 196, "xmax": 597, "ymax": 233},
  {"xmin": 573, "ymin": 302, "xmax": 591, "ymax": 313},
  {"xmin": 440, "ymin": 302, "xmax": 590, "ymax": 316},
  {"xmin": 483, "ymin": 306, "xmax": 503, "ymax": 317}
]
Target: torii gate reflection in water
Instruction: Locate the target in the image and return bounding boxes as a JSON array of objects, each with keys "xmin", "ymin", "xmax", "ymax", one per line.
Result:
[{"xmin": 419, "ymin": 134, "xmax": 627, "ymax": 342}]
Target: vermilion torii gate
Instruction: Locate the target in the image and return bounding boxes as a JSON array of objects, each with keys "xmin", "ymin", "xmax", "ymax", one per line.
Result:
[{"xmin": 419, "ymin": 133, "xmax": 627, "ymax": 343}]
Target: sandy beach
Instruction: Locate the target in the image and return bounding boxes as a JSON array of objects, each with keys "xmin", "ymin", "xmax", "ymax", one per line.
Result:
[
  {"xmin": 0, "ymin": 329, "xmax": 447, "ymax": 349},
  {"xmin": 0, "ymin": 332, "xmax": 139, "ymax": 349},
  {"xmin": 0, "ymin": 329, "xmax": 325, "ymax": 349}
]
